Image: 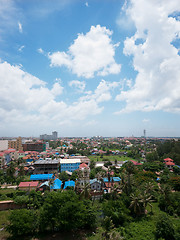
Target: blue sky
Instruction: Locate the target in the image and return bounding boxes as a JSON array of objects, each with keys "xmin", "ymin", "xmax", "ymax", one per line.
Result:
[{"xmin": 0, "ymin": 0, "xmax": 180, "ymax": 137}]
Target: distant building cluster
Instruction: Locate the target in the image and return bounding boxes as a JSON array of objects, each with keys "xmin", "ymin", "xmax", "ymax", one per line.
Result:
[
  {"xmin": 0, "ymin": 137, "xmax": 46, "ymax": 154},
  {"xmin": 40, "ymin": 131, "xmax": 58, "ymax": 141}
]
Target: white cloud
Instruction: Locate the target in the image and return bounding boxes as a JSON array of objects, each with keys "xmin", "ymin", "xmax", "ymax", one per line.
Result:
[
  {"xmin": 85, "ymin": 2, "xmax": 89, "ymax": 7},
  {"xmin": 116, "ymin": 0, "xmax": 180, "ymax": 114},
  {"xmin": 49, "ymin": 25, "xmax": 121, "ymax": 78},
  {"xmin": 0, "ymin": 0, "xmax": 20, "ymax": 38},
  {"xmin": 0, "ymin": 61, "xmax": 110, "ymax": 134},
  {"xmin": 116, "ymin": 1, "xmax": 135, "ymax": 31},
  {"xmin": 18, "ymin": 21, "xmax": 22, "ymax": 33},
  {"xmin": 37, "ymin": 48, "xmax": 45, "ymax": 54},
  {"xmin": 69, "ymin": 80, "xmax": 86, "ymax": 92},
  {"xmin": 18, "ymin": 45, "xmax": 25, "ymax": 52},
  {"xmin": 51, "ymin": 79, "xmax": 64, "ymax": 96}
]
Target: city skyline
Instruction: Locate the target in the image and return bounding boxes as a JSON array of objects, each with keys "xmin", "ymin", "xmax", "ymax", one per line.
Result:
[{"xmin": 0, "ymin": 0, "xmax": 180, "ymax": 137}]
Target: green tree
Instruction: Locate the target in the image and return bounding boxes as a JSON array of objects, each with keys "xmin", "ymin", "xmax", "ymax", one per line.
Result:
[
  {"xmin": 155, "ymin": 213, "xmax": 175, "ymax": 240},
  {"xmin": 124, "ymin": 161, "xmax": 135, "ymax": 195},
  {"xmin": 6, "ymin": 209, "xmax": 37, "ymax": 237},
  {"xmin": 59, "ymin": 171, "xmax": 69, "ymax": 182}
]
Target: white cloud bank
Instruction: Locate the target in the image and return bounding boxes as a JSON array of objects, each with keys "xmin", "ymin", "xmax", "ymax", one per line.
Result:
[
  {"xmin": 49, "ymin": 25, "xmax": 121, "ymax": 78},
  {"xmin": 115, "ymin": 0, "xmax": 180, "ymax": 114},
  {"xmin": 69, "ymin": 80, "xmax": 86, "ymax": 92},
  {"xmin": 0, "ymin": 61, "xmax": 119, "ymax": 134}
]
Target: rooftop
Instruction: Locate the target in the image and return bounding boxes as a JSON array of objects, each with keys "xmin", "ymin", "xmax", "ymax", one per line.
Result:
[{"xmin": 60, "ymin": 159, "xmax": 81, "ymax": 164}]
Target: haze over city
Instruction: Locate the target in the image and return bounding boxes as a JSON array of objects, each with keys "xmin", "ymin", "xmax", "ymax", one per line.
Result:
[{"xmin": 0, "ymin": 0, "xmax": 180, "ymax": 137}]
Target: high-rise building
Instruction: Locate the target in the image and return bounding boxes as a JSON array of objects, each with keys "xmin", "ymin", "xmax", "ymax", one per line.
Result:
[
  {"xmin": 52, "ymin": 131, "xmax": 58, "ymax": 140},
  {"xmin": 40, "ymin": 131, "xmax": 58, "ymax": 140}
]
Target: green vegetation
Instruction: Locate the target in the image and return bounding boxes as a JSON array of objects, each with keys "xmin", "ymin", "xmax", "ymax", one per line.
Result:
[
  {"xmin": 0, "ymin": 138, "xmax": 180, "ymax": 239},
  {"xmin": 88, "ymin": 155, "xmax": 135, "ymax": 162}
]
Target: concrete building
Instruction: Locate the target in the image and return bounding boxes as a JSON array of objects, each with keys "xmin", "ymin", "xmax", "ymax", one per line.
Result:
[
  {"xmin": 0, "ymin": 140, "xmax": 8, "ymax": 151},
  {"xmin": 34, "ymin": 158, "xmax": 60, "ymax": 174},
  {"xmin": 60, "ymin": 159, "xmax": 81, "ymax": 172},
  {"xmin": 8, "ymin": 137, "xmax": 23, "ymax": 151},
  {"xmin": 22, "ymin": 142, "xmax": 46, "ymax": 152},
  {"xmin": 40, "ymin": 131, "xmax": 58, "ymax": 141},
  {"xmin": 69, "ymin": 155, "xmax": 90, "ymax": 166}
]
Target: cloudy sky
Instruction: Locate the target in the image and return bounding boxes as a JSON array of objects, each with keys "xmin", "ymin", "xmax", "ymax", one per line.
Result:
[{"xmin": 0, "ymin": 0, "xmax": 180, "ymax": 137}]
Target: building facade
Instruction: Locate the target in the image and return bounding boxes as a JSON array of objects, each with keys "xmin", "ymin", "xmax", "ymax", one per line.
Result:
[
  {"xmin": 40, "ymin": 131, "xmax": 58, "ymax": 141},
  {"xmin": 8, "ymin": 137, "xmax": 23, "ymax": 151},
  {"xmin": 60, "ymin": 159, "xmax": 81, "ymax": 172},
  {"xmin": 22, "ymin": 142, "xmax": 46, "ymax": 152},
  {"xmin": 34, "ymin": 159, "xmax": 60, "ymax": 174}
]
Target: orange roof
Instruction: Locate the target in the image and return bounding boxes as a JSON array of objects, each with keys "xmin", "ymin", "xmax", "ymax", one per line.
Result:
[
  {"xmin": 164, "ymin": 158, "xmax": 173, "ymax": 162},
  {"xmin": 165, "ymin": 162, "xmax": 175, "ymax": 166}
]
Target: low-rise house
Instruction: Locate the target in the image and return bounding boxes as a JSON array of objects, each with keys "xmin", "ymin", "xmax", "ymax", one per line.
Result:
[
  {"xmin": 164, "ymin": 158, "xmax": 175, "ymax": 170},
  {"xmin": 90, "ymin": 179, "xmax": 102, "ymax": 191},
  {"xmin": 18, "ymin": 181, "xmax": 39, "ymax": 191},
  {"xmin": 63, "ymin": 180, "xmax": 75, "ymax": 189},
  {"xmin": 39, "ymin": 178, "xmax": 62, "ymax": 191}
]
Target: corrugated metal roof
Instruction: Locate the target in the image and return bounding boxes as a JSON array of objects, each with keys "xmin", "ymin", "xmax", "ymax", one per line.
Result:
[
  {"xmin": 63, "ymin": 180, "xmax": 75, "ymax": 189},
  {"xmin": 103, "ymin": 177, "xmax": 121, "ymax": 182},
  {"xmin": 50, "ymin": 179, "xmax": 62, "ymax": 190},
  {"xmin": 30, "ymin": 174, "xmax": 53, "ymax": 180},
  {"xmin": 34, "ymin": 159, "xmax": 60, "ymax": 164}
]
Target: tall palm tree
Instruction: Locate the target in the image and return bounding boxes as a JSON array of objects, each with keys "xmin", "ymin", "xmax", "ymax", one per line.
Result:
[
  {"xmin": 124, "ymin": 161, "xmax": 135, "ymax": 195},
  {"xmin": 129, "ymin": 191, "xmax": 144, "ymax": 216},
  {"xmin": 79, "ymin": 183, "xmax": 91, "ymax": 200}
]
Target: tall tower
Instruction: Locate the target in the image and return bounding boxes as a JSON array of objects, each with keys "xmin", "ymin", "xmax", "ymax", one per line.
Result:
[{"xmin": 52, "ymin": 131, "xmax": 58, "ymax": 140}]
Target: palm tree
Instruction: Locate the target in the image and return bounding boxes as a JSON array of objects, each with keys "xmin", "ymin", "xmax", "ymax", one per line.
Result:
[
  {"xmin": 124, "ymin": 161, "xmax": 135, "ymax": 195},
  {"xmin": 129, "ymin": 191, "xmax": 144, "ymax": 216},
  {"xmin": 79, "ymin": 183, "xmax": 91, "ymax": 200}
]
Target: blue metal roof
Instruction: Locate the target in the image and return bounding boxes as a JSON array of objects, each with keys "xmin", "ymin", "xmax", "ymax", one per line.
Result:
[
  {"xmin": 50, "ymin": 179, "xmax": 62, "ymax": 190},
  {"xmin": 30, "ymin": 174, "xmax": 53, "ymax": 181},
  {"xmin": 63, "ymin": 180, "xmax": 75, "ymax": 189},
  {"xmin": 103, "ymin": 177, "xmax": 121, "ymax": 182},
  {"xmin": 90, "ymin": 178, "xmax": 101, "ymax": 184}
]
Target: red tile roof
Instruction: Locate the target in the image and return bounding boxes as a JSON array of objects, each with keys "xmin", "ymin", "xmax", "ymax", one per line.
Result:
[
  {"xmin": 18, "ymin": 181, "xmax": 39, "ymax": 187},
  {"xmin": 79, "ymin": 163, "xmax": 89, "ymax": 169},
  {"xmin": 164, "ymin": 158, "xmax": 173, "ymax": 162},
  {"xmin": 4, "ymin": 149, "xmax": 16, "ymax": 154},
  {"xmin": 130, "ymin": 160, "xmax": 142, "ymax": 165},
  {"xmin": 165, "ymin": 162, "xmax": 175, "ymax": 166}
]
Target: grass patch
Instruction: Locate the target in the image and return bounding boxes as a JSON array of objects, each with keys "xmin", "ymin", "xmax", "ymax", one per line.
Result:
[
  {"xmin": 88, "ymin": 155, "xmax": 137, "ymax": 162},
  {"xmin": 0, "ymin": 210, "xmax": 11, "ymax": 239},
  {"xmin": 0, "ymin": 189, "xmax": 16, "ymax": 195}
]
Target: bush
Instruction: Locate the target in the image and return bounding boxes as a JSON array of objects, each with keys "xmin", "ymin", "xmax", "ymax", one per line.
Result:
[
  {"xmin": 6, "ymin": 209, "xmax": 37, "ymax": 237},
  {"xmin": 155, "ymin": 213, "xmax": 175, "ymax": 240}
]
